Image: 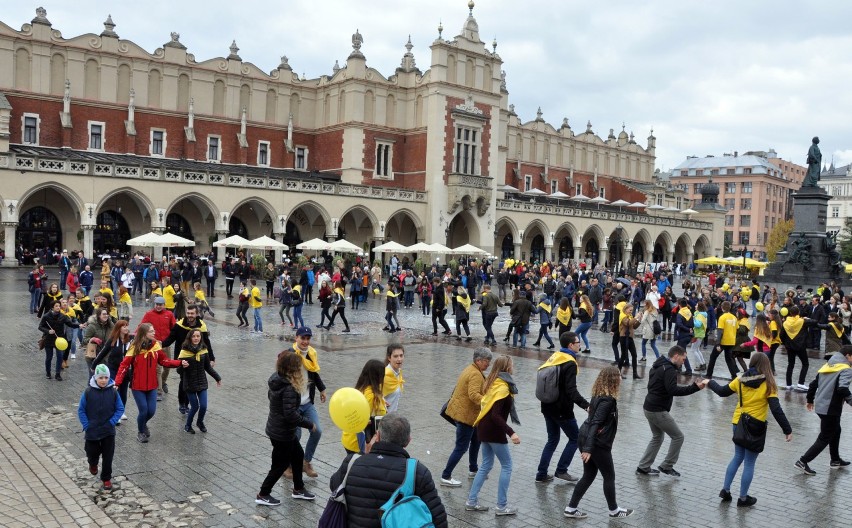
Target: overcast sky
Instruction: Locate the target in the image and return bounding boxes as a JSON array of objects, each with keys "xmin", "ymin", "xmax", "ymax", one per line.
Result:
[{"xmin": 6, "ymin": 1, "xmax": 852, "ymax": 171}]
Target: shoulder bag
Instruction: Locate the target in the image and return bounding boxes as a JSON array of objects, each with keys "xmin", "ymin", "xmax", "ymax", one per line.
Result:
[
  {"xmin": 732, "ymin": 383, "xmax": 767, "ymax": 453},
  {"xmin": 317, "ymin": 454, "xmax": 361, "ymax": 528}
]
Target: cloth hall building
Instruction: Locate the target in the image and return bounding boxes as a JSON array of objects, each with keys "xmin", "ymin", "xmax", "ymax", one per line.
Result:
[{"xmin": 0, "ymin": 6, "xmax": 723, "ymax": 266}]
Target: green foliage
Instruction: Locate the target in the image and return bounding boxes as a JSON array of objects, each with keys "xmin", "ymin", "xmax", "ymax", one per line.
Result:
[
  {"xmin": 765, "ymin": 219, "xmax": 794, "ymax": 262},
  {"xmin": 839, "ymin": 218, "xmax": 852, "ymax": 262},
  {"xmin": 448, "ymin": 258, "xmax": 459, "ymax": 274},
  {"xmin": 251, "ymin": 253, "xmax": 267, "ymax": 277},
  {"xmin": 297, "ymin": 255, "xmax": 310, "ymax": 268},
  {"xmin": 413, "ymin": 258, "xmax": 424, "ymax": 276}
]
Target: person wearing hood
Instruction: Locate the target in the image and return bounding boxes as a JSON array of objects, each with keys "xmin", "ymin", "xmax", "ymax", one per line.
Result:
[
  {"xmin": 708, "ymin": 353, "xmax": 793, "ymax": 508},
  {"xmin": 77, "ymin": 364, "xmax": 124, "ymax": 492},
  {"xmin": 256, "ymin": 351, "xmax": 317, "ymax": 505},
  {"xmin": 636, "ymin": 346, "xmax": 706, "ymax": 478},
  {"xmin": 706, "ymin": 301, "xmax": 740, "ymax": 381},
  {"xmin": 177, "ymin": 329, "xmax": 221, "ymax": 434},
  {"xmin": 532, "ymin": 294, "xmax": 555, "ymax": 349},
  {"xmin": 466, "ymin": 355, "xmax": 521, "ymax": 516},
  {"xmin": 383, "ymin": 283, "xmax": 399, "ymax": 333},
  {"xmin": 673, "ymin": 298, "xmax": 695, "ymax": 375},
  {"xmin": 794, "ymin": 346, "xmax": 852, "ymax": 476},
  {"xmin": 455, "ymin": 286, "xmax": 472, "ymax": 342}
]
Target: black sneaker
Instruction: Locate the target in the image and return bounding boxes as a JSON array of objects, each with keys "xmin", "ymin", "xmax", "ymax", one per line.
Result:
[
  {"xmin": 554, "ymin": 471, "xmax": 579, "ymax": 482},
  {"xmin": 737, "ymin": 495, "xmax": 757, "ymax": 508},
  {"xmin": 162, "ymin": 383, "xmax": 169, "ymax": 394},
  {"xmin": 54, "ymin": 373, "xmax": 62, "ymax": 381},
  {"xmin": 197, "ymin": 423, "xmax": 207, "ymax": 433},
  {"xmin": 137, "ymin": 432, "xmax": 148, "ymax": 443},
  {"xmin": 830, "ymin": 459, "xmax": 851, "ymax": 469},
  {"xmin": 636, "ymin": 466, "xmax": 660, "ymax": 476},
  {"xmin": 658, "ymin": 466, "xmax": 680, "ymax": 477},
  {"xmin": 609, "ymin": 508, "xmax": 634, "ymax": 518},
  {"xmin": 255, "ymin": 494, "xmax": 281, "ymax": 506},
  {"xmin": 291, "ymin": 489, "xmax": 316, "ymax": 501},
  {"xmin": 719, "ymin": 489, "xmax": 732, "ymax": 502},
  {"xmin": 184, "ymin": 425, "xmax": 195, "ymax": 434},
  {"xmin": 535, "ymin": 474, "xmax": 554, "ymax": 483},
  {"xmin": 795, "ymin": 459, "xmax": 816, "ymax": 476},
  {"xmin": 564, "ymin": 508, "xmax": 588, "ymax": 519}
]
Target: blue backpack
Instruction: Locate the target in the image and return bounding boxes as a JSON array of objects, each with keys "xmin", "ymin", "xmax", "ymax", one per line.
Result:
[{"xmin": 380, "ymin": 458, "xmax": 434, "ymax": 528}]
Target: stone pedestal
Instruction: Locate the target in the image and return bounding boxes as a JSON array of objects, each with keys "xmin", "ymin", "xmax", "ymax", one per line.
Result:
[{"xmin": 763, "ymin": 187, "xmax": 842, "ymax": 290}]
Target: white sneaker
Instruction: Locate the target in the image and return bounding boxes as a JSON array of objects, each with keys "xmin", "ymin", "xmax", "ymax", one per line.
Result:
[
  {"xmin": 440, "ymin": 477, "xmax": 462, "ymax": 487},
  {"xmin": 796, "ymin": 384, "xmax": 809, "ymax": 392},
  {"xmin": 70, "ymin": 354, "xmax": 76, "ymax": 359},
  {"xmin": 120, "ymin": 414, "xmax": 127, "ymax": 421}
]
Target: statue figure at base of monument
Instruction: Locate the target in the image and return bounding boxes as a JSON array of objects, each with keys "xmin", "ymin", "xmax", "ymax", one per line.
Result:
[
  {"xmin": 787, "ymin": 233, "xmax": 812, "ymax": 267},
  {"xmin": 803, "ymin": 136, "xmax": 822, "ymax": 188}
]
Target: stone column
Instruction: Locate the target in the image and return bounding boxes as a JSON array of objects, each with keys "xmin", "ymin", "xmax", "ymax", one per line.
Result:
[
  {"xmin": 153, "ymin": 227, "xmax": 166, "ymax": 261},
  {"xmin": 82, "ymin": 225, "xmax": 95, "ymax": 262},
  {"xmin": 645, "ymin": 249, "xmax": 653, "ymax": 264},
  {"xmin": 274, "ymin": 232, "xmax": 285, "ymax": 264},
  {"xmin": 544, "ymin": 243, "xmax": 554, "ymax": 262},
  {"xmin": 573, "ymin": 245, "xmax": 583, "ymax": 263},
  {"xmin": 598, "ymin": 247, "xmax": 608, "ymax": 268},
  {"xmin": 666, "ymin": 249, "xmax": 675, "ymax": 265},
  {"xmin": 623, "ymin": 246, "xmax": 633, "ymax": 270},
  {"xmin": 513, "ymin": 242, "xmax": 521, "ymax": 260},
  {"xmin": 215, "ymin": 230, "xmax": 228, "ymax": 262},
  {"xmin": 2, "ymin": 223, "xmax": 17, "ymax": 266}
]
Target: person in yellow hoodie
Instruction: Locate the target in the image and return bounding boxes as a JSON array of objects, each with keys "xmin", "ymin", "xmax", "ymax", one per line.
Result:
[
  {"xmin": 781, "ymin": 305, "xmax": 810, "ymax": 392},
  {"xmin": 342, "ymin": 359, "xmax": 386, "ymax": 454},
  {"xmin": 455, "ymin": 286, "xmax": 472, "ymax": 342},
  {"xmin": 161, "ymin": 280, "xmax": 176, "ymax": 311},
  {"xmin": 555, "ymin": 297, "xmax": 574, "ymax": 337},
  {"xmin": 467, "ymin": 355, "xmax": 521, "ymax": 515},
  {"xmin": 249, "ymin": 279, "xmax": 263, "ymax": 332},
  {"xmin": 706, "ymin": 301, "xmax": 740, "ymax": 380},
  {"xmin": 383, "ymin": 345, "xmax": 405, "ymax": 413}
]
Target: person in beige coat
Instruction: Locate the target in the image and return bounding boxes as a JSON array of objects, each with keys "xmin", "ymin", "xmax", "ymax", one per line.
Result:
[{"xmin": 440, "ymin": 348, "xmax": 493, "ymax": 487}]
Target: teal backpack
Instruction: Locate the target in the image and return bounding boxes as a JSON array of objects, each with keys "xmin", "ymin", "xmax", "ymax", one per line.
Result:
[{"xmin": 380, "ymin": 458, "xmax": 434, "ymax": 528}]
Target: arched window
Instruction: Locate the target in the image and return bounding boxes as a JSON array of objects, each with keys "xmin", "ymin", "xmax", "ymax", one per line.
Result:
[
  {"xmin": 559, "ymin": 236, "xmax": 574, "ymax": 260},
  {"xmin": 265, "ymin": 88, "xmax": 277, "ymax": 122},
  {"xmin": 584, "ymin": 239, "xmax": 599, "ymax": 263},
  {"xmin": 213, "ymin": 80, "xmax": 226, "ymax": 116},
  {"xmin": 17, "ymin": 206, "xmax": 61, "ymax": 250},
  {"xmin": 228, "ymin": 217, "xmax": 248, "ymax": 238},
  {"xmin": 166, "ymin": 213, "xmax": 193, "ymax": 240},
  {"xmin": 530, "ymin": 235, "xmax": 545, "ymax": 263},
  {"xmin": 148, "ymin": 69, "xmax": 162, "ymax": 108},
  {"xmin": 177, "ymin": 73, "xmax": 190, "ymax": 111},
  {"xmin": 501, "ymin": 234, "xmax": 514, "ymax": 259},
  {"xmin": 94, "ymin": 210, "xmax": 130, "ymax": 254},
  {"xmin": 283, "ymin": 220, "xmax": 302, "ymax": 248}
]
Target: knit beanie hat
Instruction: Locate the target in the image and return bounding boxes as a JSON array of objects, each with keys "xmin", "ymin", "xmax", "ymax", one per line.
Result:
[{"xmin": 94, "ymin": 364, "xmax": 110, "ymax": 379}]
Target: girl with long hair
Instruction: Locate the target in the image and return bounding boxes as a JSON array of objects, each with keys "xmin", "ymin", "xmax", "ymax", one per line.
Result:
[
  {"xmin": 575, "ymin": 295, "xmax": 594, "ymax": 353},
  {"xmin": 235, "ymin": 281, "xmax": 250, "ymax": 327},
  {"xmin": 637, "ymin": 299, "xmax": 660, "ymax": 362},
  {"xmin": 342, "ymin": 359, "xmax": 386, "ymax": 454},
  {"xmin": 178, "ymin": 329, "xmax": 221, "ymax": 434},
  {"xmin": 466, "ymin": 355, "xmax": 521, "ymax": 516},
  {"xmin": 455, "ymin": 286, "xmax": 472, "ymax": 341},
  {"xmin": 326, "ymin": 280, "xmax": 351, "ymax": 332},
  {"xmin": 115, "ymin": 322, "xmax": 187, "ymax": 443},
  {"xmin": 317, "ymin": 280, "xmax": 332, "ymax": 328},
  {"xmin": 708, "ymin": 353, "xmax": 792, "ymax": 507},
  {"xmin": 92, "ymin": 319, "xmax": 131, "ymax": 414},
  {"xmin": 555, "ymin": 296, "xmax": 574, "ymax": 337},
  {"xmin": 564, "ymin": 366, "xmax": 633, "ymax": 519},
  {"xmin": 291, "ymin": 280, "xmax": 305, "ymax": 328},
  {"xmin": 256, "ymin": 352, "xmax": 316, "ymax": 505},
  {"xmin": 618, "ymin": 304, "xmax": 641, "ymax": 379},
  {"xmin": 503, "ymin": 289, "xmax": 521, "ymax": 342}
]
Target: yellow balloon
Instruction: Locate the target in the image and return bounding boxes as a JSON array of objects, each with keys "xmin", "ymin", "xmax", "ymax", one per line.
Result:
[
  {"xmin": 373, "ymin": 288, "xmax": 380, "ymax": 295},
  {"xmin": 780, "ymin": 307, "xmax": 789, "ymax": 317},
  {"xmin": 54, "ymin": 337, "xmax": 69, "ymax": 351},
  {"xmin": 755, "ymin": 302, "xmax": 764, "ymax": 312},
  {"xmin": 329, "ymin": 387, "xmax": 370, "ymax": 434}
]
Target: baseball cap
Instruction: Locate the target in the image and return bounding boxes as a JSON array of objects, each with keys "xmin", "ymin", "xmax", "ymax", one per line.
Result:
[
  {"xmin": 296, "ymin": 327, "xmax": 313, "ymax": 337},
  {"xmin": 154, "ymin": 296, "xmax": 166, "ymax": 304}
]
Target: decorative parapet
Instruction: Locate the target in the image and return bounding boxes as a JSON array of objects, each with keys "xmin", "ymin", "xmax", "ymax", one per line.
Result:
[
  {"xmin": 448, "ymin": 173, "xmax": 491, "ymax": 216},
  {"xmin": 496, "ymin": 199, "xmax": 712, "ymax": 230}
]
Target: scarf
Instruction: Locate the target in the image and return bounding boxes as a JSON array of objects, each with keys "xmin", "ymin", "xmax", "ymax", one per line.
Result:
[
  {"xmin": 126, "ymin": 340, "xmax": 162, "ymax": 360},
  {"xmin": 818, "ymin": 362, "xmax": 851, "ymax": 375},
  {"xmin": 474, "ymin": 374, "xmax": 520, "ymax": 426},
  {"xmin": 151, "ymin": 287, "xmax": 162, "ymax": 297},
  {"xmin": 829, "ymin": 322, "xmax": 845, "ymax": 339},
  {"xmin": 383, "ymin": 365, "xmax": 404, "ymax": 395},
  {"xmin": 538, "ymin": 350, "xmax": 577, "ymax": 372},
  {"xmin": 177, "ymin": 318, "xmax": 208, "ymax": 332},
  {"xmin": 293, "ymin": 344, "xmax": 320, "ymax": 373},
  {"xmin": 178, "ymin": 343, "xmax": 208, "ymax": 362},
  {"xmin": 457, "ymin": 294, "xmax": 471, "ymax": 313},
  {"xmin": 556, "ymin": 305, "xmax": 572, "ymax": 325},
  {"xmin": 119, "ymin": 292, "xmax": 131, "ymax": 304},
  {"xmin": 538, "ymin": 302, "xmax": 552, "ymax": 314},
  {"xmin": 334, "ymin": 287, "xmax": 345, "ymax": 297},
  {"xmin": 754, "ymin": 325, "xmax": 772, "ymax": 346},
  {"xmin": 678, "ymin": 307, "xmax": 692, "ymax": 321},
  {"xmin": 783, "ymin": 316, "xmax": 804, "ymax": 339}
]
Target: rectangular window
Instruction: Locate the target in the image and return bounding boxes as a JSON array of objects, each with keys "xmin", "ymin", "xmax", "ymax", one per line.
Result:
[
  {"xmin": 454, "ymin": 126, "xmax": 479, "ymax": 175},
  {"xmin": 742, "ymin": 182, "xmax": 752, "ymax": 193},
  {"xmin": 765, "ymin": 199, "xmax": 770, "ymax": 211},
  {"xmin": 724, "ymin": 231, "xmax": 733, "ymax": 245},
  {"xmin": 693, "ymin": 183, "xmax": 701, "ymax": 193},
  {"xmin": 575, "ymin": 183, "xmax": 583, "ymax": 196},
  {"xmin": 676, "ymin": 197, "xmax": 682, "ymax": 209},
  {"xmin": 764, "ymin": 217, "xmax": 769, "ymax": 228},
  {"xmin": 726, "ymin": 168, "xmax": 735, "ymax": 175},
  {"xmin": 23, "ymin": 114, "xmax": 39, "ymax": 145},
  {"xmin": 550, "ymin": 180, "xmax": 558, "ymax": 195},
  {"xmin": 258, "ymin": 141, "xmax": 270, "ymax": 166},
  {"xmin": 726, "ymin": 182, "xmax": 736, "ymax": 193},
  {"xmin": 756, "ymin": 233, "xmax": 762, "ymax": 244},
  {"xmin": 680, "ymin": 170, "xmax": 688, "ymax": 177},
  {"xmin": 725, "ymin": 198, "xmax": 735, "ymax": 209},
  {"xmin": 739, "ymin": 231, "xmax": 750, "ymax": 245},
  {"xmin": 740, "ymin": 215, "xmax": 751, "ymax": 227},
  {"xmin": 833, "ymin": 206, "xmax": 840, "ymax": 218},
  {"xmin": 88, "ymin": 121, "xmax": 105, "ymax": 151},
  {"xmin": 656, "ymin": 195, "xmax": 663, "ymax": 206},
  {"xmin": 696, "ymin": 169, "xmax": 704, "ymax": 177},
  {"xmin": 150, "ymin": 129, "xmax": 165, "ymax": 156},
  {"xmin": 741, "ymin": 198, "xmax": 752, "ymax": 210},
  {"xmin": 725, "ymin": 215, "xmax": 734, "ymax": 226},
  {"xmin": 744, "ymin": 168, "xmax": 752, "ymax": 174},
  {"xmin": 710, "ymin": 169, "xmax": 719, "ymax": 176},
  {"xmin": 524, "ymin": 175, "xmax": 532, "ymax": 192},
  {"xmin": 295, "ymin": 146, "xmax": 308, "ymax": 170},
  {"xmin": 375, "ymin": 141, "xmax": 393, "ymax": 178},
  {"xmin": 599, "ymin": 187, "xmax": 606, "ymax": 199},
  {"xmin": 207, "ymin": 135, "xmax": 221, "ymax": 162}
]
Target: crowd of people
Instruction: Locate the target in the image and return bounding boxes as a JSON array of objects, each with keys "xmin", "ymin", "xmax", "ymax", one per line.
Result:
[{"xmin": 29, "ymin": 253, "xmax": 852, "ymax": 524}]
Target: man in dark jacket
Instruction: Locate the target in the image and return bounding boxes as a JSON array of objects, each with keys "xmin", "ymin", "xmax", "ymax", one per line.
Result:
[
  {"xmin": 535, "ymin": 332, "xmax": 589, "ymax": 483},
  {"xmin": 223, "ymin": 258, "xmax": 237, "ymax": 297},
  {"xmin": 329, "ymin": 413, "xmax": 448, "ymax": 528},
  {"xmin": 510, "ymin": 290, "xmax": 534, "ymax": 348},
  {"xmin": 636, "ymin": 346, "xmax": 706, "ymax": 477},
  {"xmin": 479, "ymin": 284, "xmax": 502, "ymax": 345},
  {"xmin": 807, "ymin": 295, "xmax": 826, "ymax": 350},
  {"xmin": 430, "ymin": 278, "xmax": 451, "ymax": 335}
]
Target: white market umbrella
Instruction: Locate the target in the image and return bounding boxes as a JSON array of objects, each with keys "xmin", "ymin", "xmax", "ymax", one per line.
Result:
[
  {"xmin": 154, "ymin": 232, "xmax": 195, "ymax": 247},
  {"xmin": 589, "ymin": 196, "xmax": 609, "ymax": 204},
  {"xmin": 549, "ymin": 191, "xmax": 571, "ymax": 199},
  {"xmin": 296, "ymin": 238, "xmax": 331, "ymax": 251},
  {"xmin": 663, "ymin": 206, "xmax": 681, "ymax": 212},
  {"xmin": 610, "ymin": 199, "xmax": 630, "ymax": 211},
  {"xmin": 372, "ymin": 241, "xmax": 409, "ymax": 254},
  {"xmin": 406, "ymin": 242, "xmax": 435, "ymax": 252},
  {"xmin": 126, "ymin": 232, "xmax": 162, "ymax": 246},
  {"xmin": 647, "ymin": 204, "xmax": 665, "ymax": 210},
  {"xmin": 523, "ymin": 188, "xmax": 548, "ymax": 196},
  {"xmin": 680, "ymin": 208, "xmax": 698, "ymax": 215},
  {"xmin": 570, "ymin": 193, "xmax": 590, "ymax": 202},
  {"xmin": 328, "ymin": 239, "xmax": 361, "ymax": 253},
  {"xmin": 498, "ymin": 184, "xmax": 520, "ymax": 193},
  {"xmin": 428, "ymin": 243, "xmax": 452, "ymax": 253},
  {"xmin": 245, "ymin": 235, "xmax": 289, "ymax": 250},
  {"xmin": 628, "ymin": 202, "xmax": 647, "ymax": 209},
  {"xmin": 212, "ymin": 234, "xmax": 251, "ymax": 248},
  {"xmin": 450, "ymin": 243, "xmax": 488, "ymax": 256}
]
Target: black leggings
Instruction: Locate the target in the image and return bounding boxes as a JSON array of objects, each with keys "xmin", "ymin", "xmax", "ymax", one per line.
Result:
[
  {"xmin": 786, "ymin": 346, "xmax": 809, "ymax": 386},
  {"xmin": 456, "ymin": 318, "xmax": 470, "ymax": 337},
  {"xmin": 568, "ymin": 447, "xmax": 618, "ymax": 511},
  {"xmin": 433, "ymin": 309, "xmax": 450, "ymax": 333},
  {"xmin": 612, "ymin": 332, "xmax": 621, "ymax": 363},
  {"xmin": 662, "ymin": 310, "xmax": 674, "ymax": 332},
  {"xmin": 259, "ymin": 438, "xmax": 305, "ymax": 495},
  {"xmin": 266, "ymin": 281, "xmax": 274, "ymax": 297},
  {"xmin": 618, "ymin": 336, "xmax": 637, "ymax": 376},
  {"xmin": 236, "ymin": 303, "xmax": 249, "ymax": 324},
  {"xmin": 768, "ymin": 343, "xmax": 779, "ymax": 373},
  {"xmin": 329, "ymin": 307, "xmax": 349, "ymax": 330}
]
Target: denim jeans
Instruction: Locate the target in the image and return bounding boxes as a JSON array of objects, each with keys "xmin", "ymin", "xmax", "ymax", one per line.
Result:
[
  {"xmin": 442, "ymin": 423, "xmax": 481, "ymax": 479},
  {"xmin": 404, "ymin": 290, "xmax": 414, "ymax": 307},
  {"xmin": 29, "ymin": 289, "xmax": 40, "ymax": 313},
  {"xmin": 512, "ymin": 324, "xmax": 528, "ymax": 347},
  {"xmin": 468, "ymin": 442, "xmax": 512, "ymax": 509},
  {"xmin": 294, "ymin": 402, "xmax": 322, "ymax": 462},
  {"xmin": 723, "ymin": 425, "xmax": 759, "ymax": 498},
  {"xmin": 44, "ymin": 346, "xmax": 62, "ymax": 375},
  {"xmin": 132, "ymin": 389, "xmax": 158, "ymax": 433},
  {"xmin": 641, "ymin": 338, "xmax": 660, "ymax": 359},
  {"xmin": 385, "ymin": 312, "xmax": 397, "ymax": 331},
  {"xmin": 293, "ymin": 305, "xmax": 304, "ymax": 327},
  {"xmin": 253, "ymin": 307, "xmax": 263, "ymax": 331},
  {"xmin": 483, "ymin": 312, "xmax": 498, "ymax": 342},
  {"xmin": 575, "ymin": 321, "xmax": 593, "ymax": 349},
  {"xmin": 536, "ymin": 415, "xmax": 578, "ymax": 478},
  {"xmin": 186, "ymin": 390, "xmax": 208, "ymax": 428}
]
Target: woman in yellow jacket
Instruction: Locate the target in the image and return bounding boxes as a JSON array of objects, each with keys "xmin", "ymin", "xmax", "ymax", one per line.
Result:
[{"xmin": 342, "ymin": 359, "xmax": 386, "ymax": 454}]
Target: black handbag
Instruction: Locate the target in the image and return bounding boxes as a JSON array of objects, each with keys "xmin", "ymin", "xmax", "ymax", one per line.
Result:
[
  {"xmin": 439, "ymin": 398, "xmax": 457, "ymax": 426},
  {"xmin": 732, "ymin": 383, "xmax": 767, "ymax": 453}
]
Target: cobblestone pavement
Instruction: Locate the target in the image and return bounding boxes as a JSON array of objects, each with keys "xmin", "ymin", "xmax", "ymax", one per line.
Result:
[{"xmin": 1, "ymin": 269, "xmax": 850, "ymax": 527}]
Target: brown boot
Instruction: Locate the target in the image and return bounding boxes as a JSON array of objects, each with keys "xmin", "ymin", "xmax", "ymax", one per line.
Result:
[
  {"xmin": 303, "ymin": 460, "xmax": 318, "ymax": 478},
  {"xmin": 282, "ymin": 466, "xmax": 293, "ymax": 480}
]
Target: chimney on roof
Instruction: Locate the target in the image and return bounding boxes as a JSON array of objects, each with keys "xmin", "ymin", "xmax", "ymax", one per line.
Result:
[{"xmin": 734, "ymin": 151, "xmax": 738, "ymax": 157}]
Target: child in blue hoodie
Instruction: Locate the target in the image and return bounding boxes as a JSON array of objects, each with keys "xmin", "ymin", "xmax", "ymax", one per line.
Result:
[
  {"xmin": 78, "ymin": 364, "xmax": 124, "ymax": 491},
  {"xmin": 533, "ymin": 294, "xmax": 556, "ymax": 349}
]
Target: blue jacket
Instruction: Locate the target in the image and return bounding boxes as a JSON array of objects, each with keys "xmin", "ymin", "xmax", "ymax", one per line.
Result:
[
  {"xmin": 77, "ymin": 376, "xmax": 124, "ymax": 441},
  {"xmin": 79, "ymin": 270, "xmax": 94, "ymax": 288},
  {"xmin": 535, "ymin": 299, "xmax": 553, "ymax": 326}
]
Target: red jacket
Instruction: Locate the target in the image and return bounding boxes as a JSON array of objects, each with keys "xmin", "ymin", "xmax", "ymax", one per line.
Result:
[
  {"xmin": 115, "ymin": 342, "xmax": 181, "ymax": 391},
  {"xmin": 66, "ymin": 272, "xmax": 80, "ymax": 293},
  {"xmin": 139, "ymin": 309, "xmax": 176, "ymax": 342}
]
